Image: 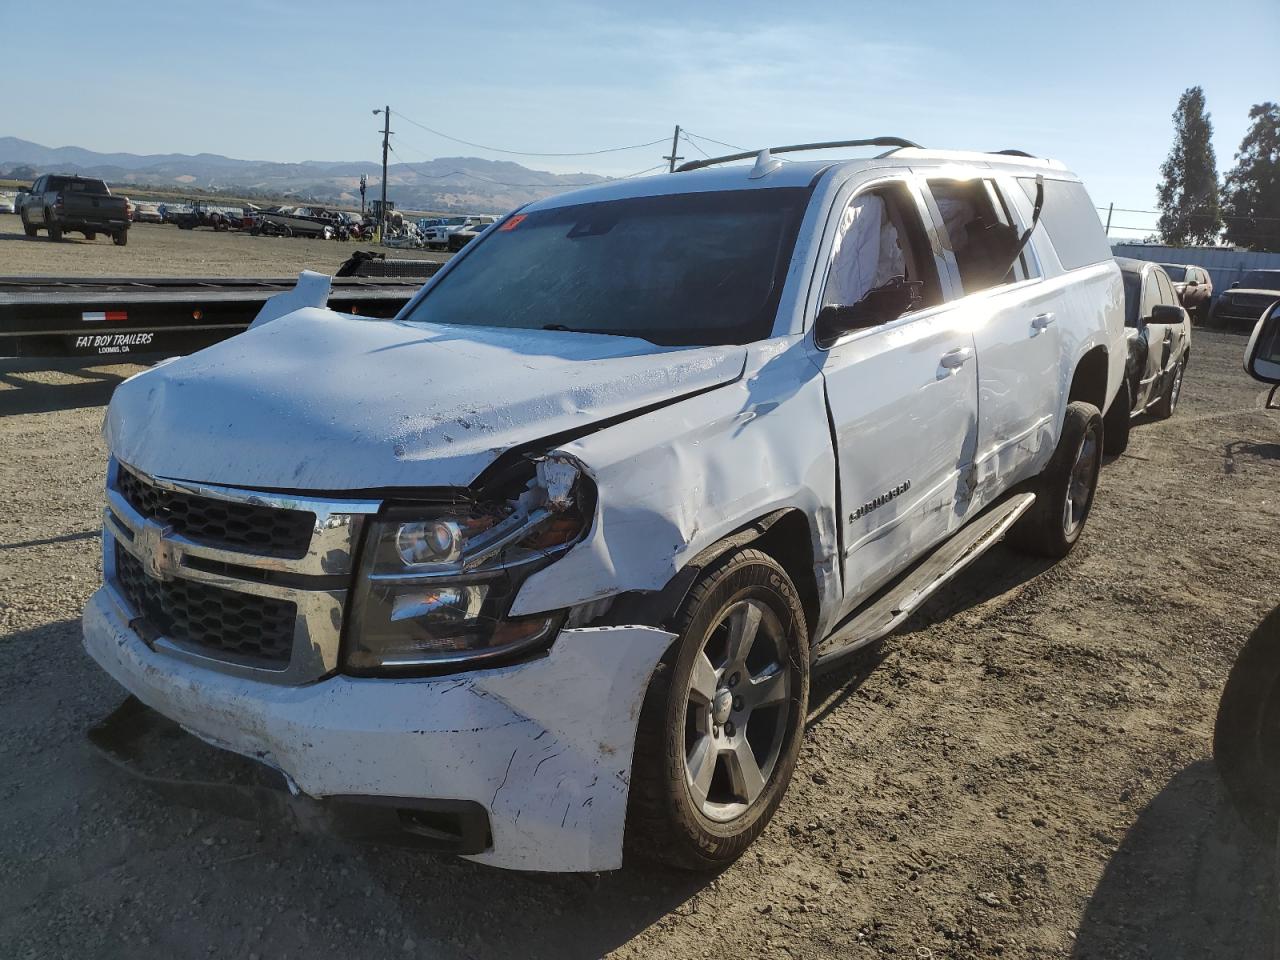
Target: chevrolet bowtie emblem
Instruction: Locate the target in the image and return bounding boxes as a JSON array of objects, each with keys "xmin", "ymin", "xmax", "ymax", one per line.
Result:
[{"xmin": 135, "ymin": 518, "xmax": 181, "ymax": 581}]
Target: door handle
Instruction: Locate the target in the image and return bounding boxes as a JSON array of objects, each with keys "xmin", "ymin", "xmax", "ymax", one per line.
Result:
[
  {"xmin": 940, "ymin": 347, "xmax": 973, "ymax": 370},
  {"xmin": 1031, "ymin": 312, "xmax": 1056, "ymax": 330}
]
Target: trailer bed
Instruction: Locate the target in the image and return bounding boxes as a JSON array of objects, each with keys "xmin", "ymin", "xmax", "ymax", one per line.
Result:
[{"xmin": 0, "ymin": 273, "xmax": 431, "ymax": 359}]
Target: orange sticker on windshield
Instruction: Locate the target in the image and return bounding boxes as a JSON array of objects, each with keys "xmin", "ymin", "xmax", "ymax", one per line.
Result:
[{"xmin": 499, "ymin": 215, "xmax": 527, "ymax": 232}]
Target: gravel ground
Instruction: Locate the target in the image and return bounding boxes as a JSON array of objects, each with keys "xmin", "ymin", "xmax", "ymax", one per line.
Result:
[
  {"xmin": 0, "ymin": 212, "xmax": 446, "ymax": 277},
  {"xmin": 1, "ymin": 328, "xmax": 1277, "ymax": 960}
]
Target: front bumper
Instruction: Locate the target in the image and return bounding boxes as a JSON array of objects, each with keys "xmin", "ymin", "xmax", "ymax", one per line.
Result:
[{"xmin": 83, "ymin": 588, "xmax": 674, "ymax": 872}]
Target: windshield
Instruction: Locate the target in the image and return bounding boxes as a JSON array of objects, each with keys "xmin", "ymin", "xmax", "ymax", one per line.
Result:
[
  {"xmin": 1240, "ymin": 270, "xmax": 1280, "ymax": 290},
  {"xmin": 1160, "ymin": 264, "xmax": 1186, "ymax": 281},
  {"xmin": 403, "ymin": 188, "xmax": 812, "ymax": 346}
]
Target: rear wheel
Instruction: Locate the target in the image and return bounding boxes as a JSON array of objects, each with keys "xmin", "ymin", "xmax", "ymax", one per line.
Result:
[
  {"xmin": 1151, "ymin": 358, "xmax": 1185, "ymax": 419},
  {"xmin": 1007, "ymin": 401, "xmax": 1103, "ymax": 559},
  {"xmin": 628, "ymin": 548, "xmax": 809, "ymax": 870},
  {"xmin": 113, "ymin": 230, "xmax": 128, "ymax": 247},
  {"xmin": 47, "ymin": 216, "xmax": 62, "ymax": 242},
  {"xmin": 84, "ymin": 231, "xmax": 96, "ymax": 241}
]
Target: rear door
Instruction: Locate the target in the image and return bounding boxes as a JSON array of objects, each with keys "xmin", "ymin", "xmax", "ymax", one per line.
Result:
[
  {"xmin": 921, "ymin": 174, "xmax": 1061, "ymax": 507},
  {"xmin": 814, "ymin": 175, "xmax": 980, "ymax": 616}
]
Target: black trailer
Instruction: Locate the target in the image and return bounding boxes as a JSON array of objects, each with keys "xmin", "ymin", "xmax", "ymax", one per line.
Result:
[{"xmin": 0, "ymin": 257, "xmax": 439, "ymax": 360}]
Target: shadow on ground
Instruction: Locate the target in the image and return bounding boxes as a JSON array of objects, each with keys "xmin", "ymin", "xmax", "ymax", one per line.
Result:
[
  {"xmin": 0, "ymin": 359, "xmax": 137, "ymax": 414},
  {"xmin": 1072, "ymin": 760, "xmax": 1275, "ymax": 959}
]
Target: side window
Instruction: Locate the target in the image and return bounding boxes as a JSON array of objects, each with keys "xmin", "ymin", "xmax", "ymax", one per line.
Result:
[
  {"xmin": 821, "ymin": 180, "xmax": 941, "ymax": 320},
  {"xmin": 928, "ymin": 179, "xmax": 1024, "ymax": 295},
  {"xmin": 1140, "ymin": 273, "xmax": 1162, "ymax": 319},
  {"xmin": 1156, "ymin": 270, "xmax": 1177, "ymax": 306},
  {"xmin": 1018, "ymin": 178, "xmax": 1111, "ymax": 271}
]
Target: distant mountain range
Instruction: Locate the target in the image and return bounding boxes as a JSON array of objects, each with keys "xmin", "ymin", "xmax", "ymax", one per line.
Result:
[{"xmin": 0, "ymin": 137, "xmax": 612, "ymax": 213}]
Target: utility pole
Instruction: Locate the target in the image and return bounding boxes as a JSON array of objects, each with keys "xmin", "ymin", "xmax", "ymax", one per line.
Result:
[
  {"xmin": 665, "ymin": 124, "xmax": 683, "ymax": 173},
  {"xmin": 1104, "ymin": 202, "xmax": 1114, "ymax": 237},
  {"xmin": 373, "ymin": 106, "xmax": 392, "ymax": 242}
]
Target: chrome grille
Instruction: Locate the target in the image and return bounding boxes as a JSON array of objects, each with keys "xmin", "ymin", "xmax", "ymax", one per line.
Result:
[
  {"xmin": 115, "ymin": 544, "xmax": 296, "ymax": 664},
  {"xmin": 116, "ymin": 464, "xmax": 314, "ymax": 559}
]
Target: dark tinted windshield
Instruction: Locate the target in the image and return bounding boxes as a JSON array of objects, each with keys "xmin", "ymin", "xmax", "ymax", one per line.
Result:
[
  {"xmin": 404, "ymin": 188, "xmax": 812, "ymax": 346},
  {"xmin": 1240, "ymin": 270, "xmax": 1280, "ymax": 290},
  {"xmin": 1160, "ymin": 264, "xmax": 1186, "ymax": 281}
]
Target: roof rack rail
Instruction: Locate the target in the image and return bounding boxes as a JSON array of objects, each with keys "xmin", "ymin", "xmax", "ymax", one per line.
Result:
[{"xmin": 675, "ymin": 137, "xmax": 923, "ymax": 173}]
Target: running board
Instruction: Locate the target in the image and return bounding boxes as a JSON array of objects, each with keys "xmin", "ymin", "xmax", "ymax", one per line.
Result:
[{"xmin": 813, "ymin": 492, "xmax": 1036, "ymax": 670}]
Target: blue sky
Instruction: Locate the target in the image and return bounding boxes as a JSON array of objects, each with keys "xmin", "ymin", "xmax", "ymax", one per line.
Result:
[{"xmin": 5, "ymin": 0, "xmax": 1276, "ymax": 238}]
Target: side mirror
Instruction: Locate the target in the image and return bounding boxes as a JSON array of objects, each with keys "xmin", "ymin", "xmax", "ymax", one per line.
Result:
[
  {"xmin": 1147, "ymin": 304, "xmax": 1184, "ymax": 325},
  {"xmin": 1231, "ymin": 281, "xmax": 1241, "ymax": 288},
  {"xmin": 816, "ymin": 278, "xmax": 922, "ymax": 346},
  {"xmin": 1244, "ymin": 302, "xmax": 1280, "ymax": 393}
]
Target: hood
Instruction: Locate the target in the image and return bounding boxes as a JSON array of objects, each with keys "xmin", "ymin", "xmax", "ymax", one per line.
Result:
[{"xmin": 106, "ymin": 308, "xmax": 746, "ymax": 490}]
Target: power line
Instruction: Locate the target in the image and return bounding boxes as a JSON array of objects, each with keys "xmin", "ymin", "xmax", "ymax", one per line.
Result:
[
  {"xmin": 1097, "ymin": 205, "xmax": 1280, "ymax": 223},
  {"xmin": 681, "ymin": 132, "xmax": 712, "ymax": 159},
  {"xmin": 682, "ymin": 129, "xmax": 748, "ymax": 152},
  {"xmin": 391, "ymin": 109, "xmax": 667, "ymax": 158}
]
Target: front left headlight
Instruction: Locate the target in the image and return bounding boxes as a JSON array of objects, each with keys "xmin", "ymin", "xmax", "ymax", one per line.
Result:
[{"xmin": 344, "ymin": 457, "xmax": 589, "ymax": 673}]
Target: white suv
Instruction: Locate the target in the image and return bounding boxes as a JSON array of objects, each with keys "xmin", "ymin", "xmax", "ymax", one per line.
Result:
[{"xmin": 84, "ymin": 139, "xmax": 1127, "ymax": 873}]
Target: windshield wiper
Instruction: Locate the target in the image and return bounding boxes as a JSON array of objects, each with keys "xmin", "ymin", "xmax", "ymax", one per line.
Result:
[{"xmin": 541, "ymin": 323, "xmax": 654, "ymax": 342}]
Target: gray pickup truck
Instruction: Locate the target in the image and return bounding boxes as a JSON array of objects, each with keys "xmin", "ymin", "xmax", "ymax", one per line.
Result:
[{"xmin": 18, "ymin": 174, "xmax": 131, "ymax": 245}]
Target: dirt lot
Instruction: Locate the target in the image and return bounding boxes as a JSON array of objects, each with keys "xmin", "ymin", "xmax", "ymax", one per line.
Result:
[
  {"xmin": 1, "ymin": 321, "xmax": 1277, "ymax": 958},
  {"xmin": 0, "ymin": 212, "xmax": 445, "ymax": 277}
]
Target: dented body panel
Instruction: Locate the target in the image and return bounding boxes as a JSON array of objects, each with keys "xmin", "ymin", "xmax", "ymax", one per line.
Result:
[{"xmin": 83, "ymin": 588, "xmax": 674, "ymax": 872}]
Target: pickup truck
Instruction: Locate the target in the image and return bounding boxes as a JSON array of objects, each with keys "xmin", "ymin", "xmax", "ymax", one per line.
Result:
[
  {"xmin": 83, "ymin": 140, "xmax": 1127, "ymax": 873},
  {"xmin": 18, "ymin": 174, "xmax": 130, "ymax": 245}
]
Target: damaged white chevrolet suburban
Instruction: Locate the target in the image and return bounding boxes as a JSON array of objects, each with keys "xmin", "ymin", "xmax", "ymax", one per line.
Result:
[{"xmin": 83, "ymin": 140, "xmax": 1126, "ymax": 873}]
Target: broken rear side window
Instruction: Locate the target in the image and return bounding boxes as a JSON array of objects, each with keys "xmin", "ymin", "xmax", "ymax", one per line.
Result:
[{"xmin": 404, "ymin": 188, "xmax": 813, "ymax": 347}]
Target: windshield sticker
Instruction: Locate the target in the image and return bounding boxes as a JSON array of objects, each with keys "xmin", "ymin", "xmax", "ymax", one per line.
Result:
[{"xmin": 499, "ymin": 214, "xmax": 527, "ymax": 232}]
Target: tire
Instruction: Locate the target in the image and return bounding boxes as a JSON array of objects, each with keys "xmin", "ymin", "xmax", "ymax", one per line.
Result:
[
  {"xmin": 84, "ymin": 231, "xmax": 96, "ymax": 241},
  {"xmin": 113, "ymin": 230, "xmax": 128, "ymax": 247},
  {"xmin": 1102, "ymin": 382, "xmax": 1131, "ymax": 456},
  {"xmin": 1151, "ymin": 357, "xmax": 1184, "ymax": 419},
  {"xmin": 627, "ymin": 548, "xmax": 810, "ymax": 871},
  {"xmin": 21, "ymin": 213, "xmax": 36, "ymax": 237},
  {"xmin": 47, "ymin": 216, "xmax": 62, "ymax": 242},
  {"xmin": 1215, "ymin": 605, "xmax": 1280, "ymax": 843},
  {"xmin": 1007, "ymin": 401, "xmax": 1103, "ymax": 559}
]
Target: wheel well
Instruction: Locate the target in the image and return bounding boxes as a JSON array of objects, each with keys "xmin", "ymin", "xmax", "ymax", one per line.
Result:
[
  {"xmin": 1069, "ymin": 346, "xmax": 1109, "ymax": 412},
  {"xmin": 750, "ymin": 510, "xmax": 820, "ymax": 641},
  {"xmin": 599, "ymin": 509, "xmax": 821, "ymax": 640}
]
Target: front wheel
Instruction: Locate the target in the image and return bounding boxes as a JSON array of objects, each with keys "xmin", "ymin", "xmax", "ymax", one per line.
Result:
[
  {"xmin": 21, "ymin": 213, "xmax": 36, "ymax": 237},
  {"xmin": 628, "ymin": 548, "xmax": 810, "ymax": 871},
  {"xmin": 84, "ymin": 231, "xmax": 96, "ymax": 241},
  {"xmin": 1007, "ymin": 401, "xmax": 1103, "ymax": 559}
]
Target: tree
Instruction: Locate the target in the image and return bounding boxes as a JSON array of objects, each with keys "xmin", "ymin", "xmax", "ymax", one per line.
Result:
[
  {"xmin": 1222, "ymin": 102, "xmax": 1280, "ymax": 252},
  {"xmin": 1156, "ymin": 86, "xmax": 1223, "ymax": 246}
]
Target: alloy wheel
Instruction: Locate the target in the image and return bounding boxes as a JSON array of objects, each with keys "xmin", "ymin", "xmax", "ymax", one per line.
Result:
[
  {"xmin": 1062, "ymin": 426, "xmax": 1099, "ymax": 539},
  {"xmin": 682, "ymin": 598, "xmax": 792, "ymax": 822}
]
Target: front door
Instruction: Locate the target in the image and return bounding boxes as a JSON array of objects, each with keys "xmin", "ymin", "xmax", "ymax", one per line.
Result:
[{"xmin": 815, "ymin": 177, "xmax": 980, "ymax": 617}]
